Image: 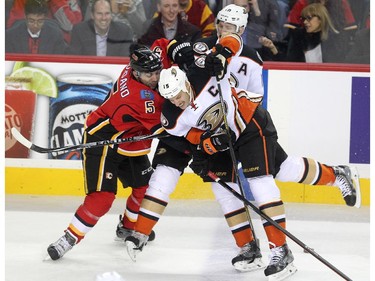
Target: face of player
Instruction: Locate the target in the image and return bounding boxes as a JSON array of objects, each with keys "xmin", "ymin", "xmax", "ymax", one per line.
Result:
[
  {"xmin": 302, "ymin": 14, "xmax": 321, "ymax": 33},
  {"xmin": 158, "ymin": 0, "xmax": 179, "ymax": 24},
  {"xmin": 26, "ymin": 13, "xmax": 46, "ymax": 34},
  {"xmin": 168, "ymin": 90, "xmax": 191, "ymax": 110},
  {"xmin": 92, "ymin": 0, "xmax": 112, "ymax": 35},
  {"xmin": 216, "ymin": 21, "xmax": 243, "ymax": 38},
  {"xmin": 137, "ymin": 70, "xmax": 162, "ymax": 90}
]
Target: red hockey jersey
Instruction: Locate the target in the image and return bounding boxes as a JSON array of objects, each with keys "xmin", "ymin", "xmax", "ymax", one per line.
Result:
[{"xmin": 85, "ymin": 65, "xmax": 164, "ymax": 156}]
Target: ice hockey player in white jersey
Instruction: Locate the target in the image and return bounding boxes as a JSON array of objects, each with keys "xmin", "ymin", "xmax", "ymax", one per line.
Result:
[{"xmin": 126, "ymin": 29, "xmax": 359, "ymax": 279}]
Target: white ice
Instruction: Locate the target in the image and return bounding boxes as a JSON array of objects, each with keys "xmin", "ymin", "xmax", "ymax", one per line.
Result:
[{"xmin": 5, "ymin": 195, "xmax": 370, "ymax": 281}]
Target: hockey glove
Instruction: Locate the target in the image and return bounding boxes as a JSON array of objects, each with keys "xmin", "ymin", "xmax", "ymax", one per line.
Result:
[
  {"xmin": 204, "ymin": 44, "xmax": 233, "ymax": 80},
  {"xmin": 167, "ymin": 40, "xmax": 194, "ymax": 72},
  {"xmin": 189, "ymin": 148, "xmax": 209, "ymax": 177},
  {"xmin": 200, "ymin": 130, "xmax": 230, "ymax": 155}
]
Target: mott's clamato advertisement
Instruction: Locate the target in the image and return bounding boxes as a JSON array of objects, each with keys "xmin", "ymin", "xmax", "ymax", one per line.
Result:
[
  {"xmin": 5, "ymin": 61, "xmax": 115, "ymax": 160},
  {"xmin": 49, "ymin": 74, "xmax": 112, "ymax": 159}
]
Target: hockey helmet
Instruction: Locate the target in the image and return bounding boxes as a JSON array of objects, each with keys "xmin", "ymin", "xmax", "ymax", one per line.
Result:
[
  {"xmin": 130, "ymin": 47, "xmax": 162, "ymax": 73},
  {"xmin": 158, "ymin": 66, "xmax": 189, "ymax": 99},
  {"xmin": 216, "ymin": 4, "xmax": 248, "ymax": 33}
]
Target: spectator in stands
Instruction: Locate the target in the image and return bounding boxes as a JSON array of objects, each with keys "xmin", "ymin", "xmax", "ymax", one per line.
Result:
[
  {"xmin": 260, "ymin": 3, "xmax": 345, "ymax": 62},
  {"xmin": 142, "ymin": 0, "xmax": 158, "ymax": 19},
  {"xmin": 83, "ymin": 0, "xmax": 146, "ymax": 40},
  {"xmin": 6, "ymin": 0, "xmax": 66, "ymax": 54},
  {"xmin": 204, "ymin": 0, "xmax": 222, "ymax": 16},
  {"xmin": 178, "ymin": 0, "xmax": 215, "ymax": 37},
  {"xmin": 110, "ymin": 0, "xmax": 146, "ymax": 39},
  {"xmin": 287, "ymin": 0, "xmax": 357, "ymax": 31},
  {"xmin": 67, "ymin": 0, "xmax": 134, "ymax": 56},
  {"xmin": 138, "ymin": 0, "xmax": 201, "ymax": 47},
  {"xmin": 7, "ymin": 0, "xmax": 83, "ymax": 43},
  {"xmin": 6, "ymin": 0, "xmax": 14, "ymax": 26},
  {"xmin": 241, "ymin": 0, "xmax": 281, "ymax": 51},
  {"xmin": 345, "ymin": 23, "xmax": 370, "ymax": 64}
]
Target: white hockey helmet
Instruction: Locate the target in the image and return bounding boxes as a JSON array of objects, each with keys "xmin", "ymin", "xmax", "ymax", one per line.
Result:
[
  {"xmin": 158, "ymin": 66, "xmax": 189, "ymax": 99},
  {"xmin": 216, "ymin": 4, "xmax": 248, "ymax": 33}
]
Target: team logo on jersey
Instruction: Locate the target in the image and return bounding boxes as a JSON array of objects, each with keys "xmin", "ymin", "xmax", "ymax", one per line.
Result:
[
  {"xmin": 161, "ymin": 113, "xmax": 169, "ymax": 127},
  {"xmin": 140, "ymin": 90, "xmax": 154, "ymax": 100},
  {"xmin": 193, "ymin": 42, "xmax": 209, "ymax": 54},
  {"xmin": 156, "ymin": 148, "xmax": 167, "ymax": 155},
  {"xmin": 153, "ymin": 46, "xmax": 162, "ymax": 57},
  {"xmin": 196, "ymin": 101, "xmax": 226, "ymax": 131},
  {"xmin": 195, "ymin": 55, "xmax": 206, "ymax": 68}
]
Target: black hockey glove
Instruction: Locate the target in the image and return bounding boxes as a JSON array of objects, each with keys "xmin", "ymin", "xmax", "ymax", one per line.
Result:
[
  {"xmin": 204, "ymin": 44, "xmax": 233, "ymax": 80},
  {"xmin": 200, "ymin": 130, "xmax": 230, "ymax": 155},
  {"xmin": 167, "ymin": 39, "xmax": 194, "ymax": 72},
  {"xmin": 189, "ymin": 147, "xmax": 209, "ymax": 177}
]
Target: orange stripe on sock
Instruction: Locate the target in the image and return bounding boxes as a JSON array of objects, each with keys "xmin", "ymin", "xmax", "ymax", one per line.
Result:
[
  {"xmin": 233, "ymin": 227, "xmax": 254, "ymax": 247},
  {"xmin": 264, "ymin": 222, "xmax": 286, "ymax": 248},
  {"xmin": 316, "ymin": 165, "xmax": 335, "ymax": 185},
  {"xmin": 135, "ymin": 215, "xmax": 158, "ymax": 236}
]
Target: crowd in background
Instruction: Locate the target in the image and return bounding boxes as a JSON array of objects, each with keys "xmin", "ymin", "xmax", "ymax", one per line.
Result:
[{"xmin": 5, "ymin": 0, "xmax": 370, "ymax": 64}]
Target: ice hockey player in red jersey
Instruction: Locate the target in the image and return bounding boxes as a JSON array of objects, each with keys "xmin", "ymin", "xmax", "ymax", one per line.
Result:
[{"xmin": 47, "ymin": 45, "xmax": 164, "ymax": 260}]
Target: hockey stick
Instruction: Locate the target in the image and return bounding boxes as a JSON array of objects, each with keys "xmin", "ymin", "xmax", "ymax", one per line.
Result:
[
  {"xmin": 207, "ymin": 171, "xmax": 353, "ymax": 281},
  {"xmin": 11, "ymin": 127, "xmax": 168, "ymax": 154},
  {"xmin": 214, "ymin": 77, "xmax": 260, "ymax": 246}
]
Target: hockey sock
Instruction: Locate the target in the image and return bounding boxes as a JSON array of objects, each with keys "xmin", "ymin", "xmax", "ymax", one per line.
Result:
[
  {"xmin": 134, "ymin": 194, "xmax": 168, "ymax": 236},
  {"xmin": 225, "ymin": 207, "xmax": 254, "ymax": 247},
  {"xmin": 68, "ymin": 191, "xmax": 115, "ymax": 243},
  {"xmin": 299, "ymin": 158, "xmax": 335, "ymax": 185},
  {"xmin": 122, "ymin": 185, "xmax": 148, "ymax": 229},
  {"xmin": 259, "ymin": 200, "xmax": 286, "ymax": 248}
]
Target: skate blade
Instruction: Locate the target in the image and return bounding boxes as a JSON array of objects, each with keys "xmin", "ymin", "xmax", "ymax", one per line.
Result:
[
  {"xmin": 125, "ymin": 240, "xmax": 139, "ymax": 262},
  {"xmin": 268, "ymin": 263, "xmax": 297, "ymax": 281},
  {"xmin": 233, "ymin": 257, "xmax": 266, "ymax": 272},
  {"xmin": 349, "ymin": 166, "xmax": 362, "ymax": 208}
]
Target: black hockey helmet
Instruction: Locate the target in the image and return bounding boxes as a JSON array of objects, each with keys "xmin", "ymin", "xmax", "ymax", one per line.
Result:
[{"xmin": 130, "ymin": 45, "xmax": 162, "ymax": 73}]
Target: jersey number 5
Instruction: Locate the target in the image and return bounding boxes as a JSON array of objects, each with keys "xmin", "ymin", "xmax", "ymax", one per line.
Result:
[{"xmin": 145, "ymin": 101, "xmax": 155, "ymax": 113}]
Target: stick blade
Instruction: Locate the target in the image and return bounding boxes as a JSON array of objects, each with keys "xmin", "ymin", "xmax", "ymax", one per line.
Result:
[{"xmin": 11, "ymin": 127, "xmax": 32, "ymax": 149}]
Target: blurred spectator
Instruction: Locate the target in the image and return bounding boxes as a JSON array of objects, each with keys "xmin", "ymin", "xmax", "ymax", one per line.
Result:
[
  {"xmin": 179, "ymin": 0, "xmax": 215, "ymax": 37},
  {"xmin": 345, "ymin": 24, "xmax": 370, "ymax": 64},
  {"xmin": 7, "ymin": 0, "xmax": 83, "ymax": 43},
  {"xmin": 261, "ymin": 3, "xmax": 345, "ymax": 62},
  {"xmin": 6, "ymin": 0, "xmax": 66, "ymax": 54},
  {"xmin": 83, "ymin": 0, "xmax": 146, "ymax": 40},
  {"xmin": 204, "ymin": 0, "xmax": 223, "ymax": 16},
  {"xmin": 138, "ymin": 0, "xmax": 201, "ymax": 47},
  {"xmin": 287, "ymin": 0, "xmax": 357, "ymax": 31},
  {"xmin": 6, "ymin": 0, "xmax": 14, "ymax": 26},
  {"xmin": 142, "ymin": 0, "xmax": 158, "ymax": 19},
  {"xmin": 68, "ymin": 0, "xmax": 134, "ymax": 56},
  {"xmin": 241, "ymin": 0, "xmax": 280, "ymax": 51},
  {"xmin": 110, "ymin": 0, "xmax": 146, "ymax": 39}
]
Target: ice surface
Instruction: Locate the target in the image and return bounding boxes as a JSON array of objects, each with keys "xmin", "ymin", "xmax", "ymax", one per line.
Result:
[{"xmin": 5, "ymin": 195, "xmax": 370, "ymax": 281}]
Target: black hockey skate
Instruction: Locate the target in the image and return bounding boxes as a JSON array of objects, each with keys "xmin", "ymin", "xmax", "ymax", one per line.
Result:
[
  {"xmin": 264, "ymin": 244, "xmax": 297, "ymax": 281},
  {"xmin": 125, "ymin": 231, "xmax": 149, "ymax": 262},
  {"xmin": 47, "ymin": 231, "xmax": 77, "ymax": 260},
  {"xmin": 115, "ymin": 215, "xmax": 155, "ymax": 241},
  {"xmin": 232, "ymin": 239, "xmax": 265, "ymax": 272},
  {"xmin": 333, "ymin": 165, "xmax": 359, "ymax": 207}
]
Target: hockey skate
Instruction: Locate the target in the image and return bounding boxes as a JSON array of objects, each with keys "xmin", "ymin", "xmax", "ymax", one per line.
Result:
[
  {"xmin": 125, "ymin": 231, "xmax": 149, "ymax": 262},
  {"xmin": 47, "ymin": 230, "xmax": 77, "ymax": 260},
  {"xmin": 115, "ymin": 215, "xmax": 155, "ymax": 242},
  {"xmin": 264, "ymin": 244, "xmax": 297, "ymax": 281},
  {"xmin": 232, "ymin": 240, "xmax": 265, "ymax": 272},
  {"xmin": 333, "ymin": 165, "xmax": 361, "ymax": 207}
]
